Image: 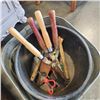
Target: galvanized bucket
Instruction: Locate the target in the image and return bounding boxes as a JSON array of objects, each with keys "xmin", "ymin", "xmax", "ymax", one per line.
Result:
[{"xmin": 1, "ymin": 16, "xmax": 100, "ymax": 100}]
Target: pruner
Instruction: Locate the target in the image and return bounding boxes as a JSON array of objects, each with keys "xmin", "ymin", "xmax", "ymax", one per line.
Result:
[
  {"xmin": 8, "ymin": 27, "xmax": 51, "ymax": 65},
  {"xmin": 35, "ymin": 10, "xmax": 62, "ymax": 71},
  {"xmin": 38, "ymin": 72, "xmax": 56, "ymax": 95},
  {"xmin": 42, "ymin": 77, "xmax": 56, "ymax": 95}
]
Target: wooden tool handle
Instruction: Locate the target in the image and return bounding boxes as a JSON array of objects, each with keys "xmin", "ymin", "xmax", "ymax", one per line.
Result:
[
  {"xmin": 35, "ymin": 10, "xmax": 52, "ymax": 52},
  {"xmin": 48, "ymin": 10, "xmax": 59, "ymax": 49},
  {"xmin": 8, "ymin": 27, "xmax": 43, "ymax": 59},
  {"xmin": 27, "ymin": 17, "xmax": 47, "ymax": 52},
  {"xmin": 30, "ymin": 58, "xmax": 41, "ymax": 81},
  {"xmin": 70, "ymin": 0, "xmax": 77, "ymax": 12},
  {"xmin": 59, "ymin": 36, "xmax": 69, "ymax": 79}
]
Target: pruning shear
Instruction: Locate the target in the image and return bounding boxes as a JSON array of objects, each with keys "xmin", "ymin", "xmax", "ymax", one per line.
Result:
[
  {"xmin": 48, "ymin": 10, "xmax": 69, "ymax": 79},
  {"xmin": 8, "ymin": 27, "xmax": 52, "ymax": 65},
  {"xmin": 34, "ymin": 10, "xmax": 62, "ymax": 70},
  {"xmin": 27, "ymin": 10, "xmax": 66, "ymax": 80},
  {"xmin": 27, "ymin": 10, "xmax": 68, "ymax": 81}
]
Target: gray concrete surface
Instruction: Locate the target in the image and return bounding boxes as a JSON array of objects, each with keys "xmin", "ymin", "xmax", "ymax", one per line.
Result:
[{"xmin": 66, "ymin": 1, "xmax": 100, "ymax": 52}]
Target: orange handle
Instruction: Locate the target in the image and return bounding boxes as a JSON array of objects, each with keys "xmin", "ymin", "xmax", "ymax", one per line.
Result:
[
  {"xmin": 8, "ymin": 27, "xmax": 43, "ymax": 59},
  {"xmin": 35, "ymin": 10, "xmax": 52, "ymax": 52},
  {"xmin": 48, "ymin": 10, "xmax": 58, "ymax": 49},
  {"xmin": 70, "ymin": 0, "xmax": 77, "ymax": 12}
]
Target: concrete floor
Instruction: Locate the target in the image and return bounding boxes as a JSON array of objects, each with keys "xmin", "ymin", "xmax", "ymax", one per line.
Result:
[
  {"xmin": 21, "ymin": 1, "xmax": 100, "ymax": 99},
  {"xmin": 66, "ymin": 1, "xmax": 100, "ymax": 52}
]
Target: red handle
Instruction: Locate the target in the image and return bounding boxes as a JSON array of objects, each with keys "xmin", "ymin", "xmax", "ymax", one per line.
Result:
[
  {"xmin": 48, "ymin": 89, "xmax": 53, "ymax": 95},
  {"xmin": 27, "ymin": 17, "xmax": 47, "ymax": 52},
  {"xmin": 48, "ymin": 10, "xmax": 59, "ymax": 49},
  {"xmin": 43, "ymin": 78, "xmax": 56, "ymax": 88},
  {"xmin": 43, "ymin": 77, "xmax": 56, "ymax": 95}
]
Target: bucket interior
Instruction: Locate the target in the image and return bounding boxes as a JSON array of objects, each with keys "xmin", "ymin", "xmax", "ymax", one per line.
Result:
[{"xmin": 15, "ymin": 26, "xmax": 89, "ymax": 97}]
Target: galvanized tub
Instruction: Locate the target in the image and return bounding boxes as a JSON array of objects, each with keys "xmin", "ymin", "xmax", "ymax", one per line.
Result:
[{"xmin": 1, "ymin": 16, "xmax": 100, "ymax": 100}]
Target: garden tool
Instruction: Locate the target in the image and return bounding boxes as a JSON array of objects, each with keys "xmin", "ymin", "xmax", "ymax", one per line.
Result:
[
  {"xmin": 8, "ymin": 27, "xmax": 51, "ymax": 65},
  {"xmin": 8, "ymin": 27, "xmax": 53, "ymax": 87},
  {"xmin": 40, "ymin": 83, "xmax": 53, "ymax": 95},
  {"xmin": 35, "ymin": 10, "xmax": 69, "ymax": 79},
  {"xmin": 30, "ymin": 57, "xmax": 41, "ymax": 81},
  {"xmin": 27, "ymin": 17, "xmax": 56, "ymax": 80},
  {"xmin": 27, "ymin": 17, "xmax": 52, "ymax": 82},
  {"xmin": 49, "ymin": 10, "xmax": 70, "ymax": 79},
  {"xmin": 35, "ymin": 11, "xmax": 59, "ymax": 65},
  {"xmin": 28, "ymin": 14, "xmax": 65, "ymax": 78},
  {"xmin": 48, "ymin": 10, "xmax": 59, "ymax": 50},
  {"xmin": 35, "ymin": 10, "xmax": 62, "ymax": 71},
  {"xmin": 48, "ymin": 10, "xmax": 61, "ymax": 61},
  {"xmin": 39, "ymin": 71, "xmax": 57, "ymax": 95},
  {"xmin": 48, "ymin": 10, "xmax": 69, "ymax": 79},
  {"xmin": 27, "ymin": 16, "xmax": 58, "ymax": 61},
  {"xmin": 41, "ymin": 77, "xmax": 56, "ymax": 95}
]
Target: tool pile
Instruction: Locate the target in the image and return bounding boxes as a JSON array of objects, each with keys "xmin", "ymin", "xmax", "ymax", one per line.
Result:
[{"xmin": 8, "ymin": 10, "xmax": 70, "ymax": 95}]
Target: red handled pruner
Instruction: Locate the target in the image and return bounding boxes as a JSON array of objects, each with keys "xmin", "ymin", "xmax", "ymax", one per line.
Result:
[{"xmin": 42, "ymin": 77, "xmax": 56, "ymax": 95}]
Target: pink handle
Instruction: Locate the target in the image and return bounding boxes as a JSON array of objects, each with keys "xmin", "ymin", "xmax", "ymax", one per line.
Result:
[
  {"xmin": 48, "ymin": 10, "xmax": 59, "ymax": 49},
  {"xmin": 27, "ymin": 17, "xmax": 47, "ymax": 52},
  {"xmin": 43, "ymin": 78, "xmax": 56, "ymax": 88},
  {"xmin": 49, "ymin": 79, "xmax": 56, "ymax": 88}
]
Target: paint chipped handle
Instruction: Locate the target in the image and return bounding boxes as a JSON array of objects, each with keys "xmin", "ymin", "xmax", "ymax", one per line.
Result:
[
  {"xmin": 27, "ymin": 17, "xmax": 47, "ymax": 52},
  {"xmin": 30, "ymin": 58, "xmax": 41, "ymax": 81},
  {"xmin": 48, "ymin": 10, "xmax": 59, "ymax": 49},
  {"xmin": 35, "ymin": 10, "xmax": 52, "ymax": 52},
  {"xmin": 8, "ymin": 27, "xmax": 43, "ymax": 59}
]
